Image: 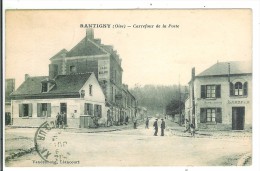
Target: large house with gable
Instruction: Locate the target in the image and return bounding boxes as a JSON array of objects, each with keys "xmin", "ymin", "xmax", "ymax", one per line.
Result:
[
  {"xmin": 185, "ymin": 61, "xmax": 252, "ymax": 130},
  {"xmin": 11, "ymin": 72, "xmax": 107, "ymax": 128},
  {"xmin": 48, "ymin": 29, "xmax": 137, "ymax": 125}
]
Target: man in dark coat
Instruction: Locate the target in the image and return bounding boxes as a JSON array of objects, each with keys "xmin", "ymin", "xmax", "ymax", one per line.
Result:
[
  {"xmin": 145, "ymin": 117, "xmax": 149, "ymax": 129},
  {"xmin": 153, "ymin": 119, "xmax": 158, "ymax": 136},
  {"xmin": 161, "ymin": 118, "xmax": 166, "ymax": 136}
]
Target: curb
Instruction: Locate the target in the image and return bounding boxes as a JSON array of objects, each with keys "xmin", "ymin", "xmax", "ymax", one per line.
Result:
[
  {"xmin": 237, "ymin": 153, "xmax": 251, "ymax": 166},
  {"xmin": 5, "ymin": 147, "xmax": 35, "ymax": 162}
]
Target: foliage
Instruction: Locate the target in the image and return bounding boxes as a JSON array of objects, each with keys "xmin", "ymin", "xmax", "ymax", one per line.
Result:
[{"xmin": 129, "ymin": 84, "xmax": 188, "ymax": 116}]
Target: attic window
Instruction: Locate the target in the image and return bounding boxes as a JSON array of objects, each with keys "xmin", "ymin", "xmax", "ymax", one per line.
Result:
[
  {"xmin": 89, "ymin": 85, "xmax": 93, "ymax": 96},
  {"xmin": 42, "ymin": 82, "xmax": 48, "ymax": 92},
  {"xmin": 81, "ymin": 90, "xmax": 85, "ymax": 98}
]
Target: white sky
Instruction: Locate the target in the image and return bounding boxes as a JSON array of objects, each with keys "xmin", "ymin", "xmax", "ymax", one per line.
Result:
[{"xmin": 5, "ymin": 9, "xmax": 252, "ymax": 89}]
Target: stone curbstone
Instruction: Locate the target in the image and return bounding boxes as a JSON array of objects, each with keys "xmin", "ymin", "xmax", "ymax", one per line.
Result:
[{"xmin": 237, "ymin": 153, "xmax": 252, "ymax": 166}]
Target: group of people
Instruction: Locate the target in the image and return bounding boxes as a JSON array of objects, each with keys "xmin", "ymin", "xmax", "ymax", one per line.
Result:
[
  {"xmin": 56, "ymin": 112, "xmax": 67, "ymax": 129},
  {"xmin": 153, "ymin": 118, "xmax": 166, "ymax": 136}
]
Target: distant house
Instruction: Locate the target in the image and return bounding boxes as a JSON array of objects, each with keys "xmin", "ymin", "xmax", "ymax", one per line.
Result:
[
  {"xmin": 10, "ymin": 72, "xmax": 107, "ymax": 128},
  {"xmin": 185, "ymin": 61, "xmax": 252, "ymax": 130},
  {"xmin": 5, "ymin": 79, "xmax": 15, "ymax": 125}
]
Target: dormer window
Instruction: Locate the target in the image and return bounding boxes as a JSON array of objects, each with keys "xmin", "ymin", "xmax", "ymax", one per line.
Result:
[
  {"xmin": 42, "ymin": 82, "xmax": 48, "ymax": 92},
  {"xmin": 89, "ymin": 85, "xmax": 93, "ymax": 96}
]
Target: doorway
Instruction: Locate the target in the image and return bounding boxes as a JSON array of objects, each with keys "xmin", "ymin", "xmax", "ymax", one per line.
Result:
[
  {"xmin": 232, "ymin": 107, "xmax": 245, "ymax": 130},
  {"xmin": 60, "ymin": 103, "xmax": 67, "ymax": 125}
]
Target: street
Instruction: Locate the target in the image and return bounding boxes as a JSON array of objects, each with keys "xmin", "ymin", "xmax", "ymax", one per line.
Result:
[{"xmin": 5, "ymin": 121, "xmax": 251, "ymax": 167}]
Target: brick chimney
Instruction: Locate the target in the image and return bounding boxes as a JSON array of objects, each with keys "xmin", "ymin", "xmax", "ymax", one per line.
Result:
[
  {"xmin": 49, "ymin": 64, "xmax": 58, "ymax": 79},
  {"xmin": 25, "ymin": 74, "xmax": 30, "ymax": 80},
  {"xmin": 86, "ymin": 28, "xmax": 94, "ymax": 40}
]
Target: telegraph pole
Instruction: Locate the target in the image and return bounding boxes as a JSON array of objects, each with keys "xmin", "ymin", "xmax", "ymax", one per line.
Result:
[{"xmin": 191, "ymin": 68, "xmax": 196, "ymax": 127}]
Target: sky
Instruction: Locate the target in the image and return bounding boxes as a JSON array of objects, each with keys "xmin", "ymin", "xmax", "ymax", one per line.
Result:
[{"xmin": 5, "ymin": 9, "xmax": 252, "ymax": 89}]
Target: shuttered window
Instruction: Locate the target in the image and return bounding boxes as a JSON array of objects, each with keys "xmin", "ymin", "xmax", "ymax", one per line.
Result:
[
  {"xmin": 94, "ymin": 104, "xmax": 102, "ymax": 118},
  {"xmin": 230, "ymin": 81, "xmax": 248, "ymax": 97},
  {"xmin": 19, "ymin": 104, "xmax": 33, "ymax": 117},
  {"xmin": 37, "ymin": 103, "xmax": 51, "ymax": 117},
  {"xmin": 201, "ymin": 85, "xmax": 221, "ymax": 98},
  {"xmin": 85, "ymin": 103, "xmax": 93, "ymax": 115},
  {"xmin": 200, "ymin": 108, "xmax": 222, "ymax": 123}
]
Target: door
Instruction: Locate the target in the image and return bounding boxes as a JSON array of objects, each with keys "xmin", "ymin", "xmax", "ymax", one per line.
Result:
[
  {"xmin": 232, "ymin": 107, "xmax": 245, "ymax": 130},
  {"xmin": 60, "ymin": 103, "xmax": 67, "ymax": 125}
]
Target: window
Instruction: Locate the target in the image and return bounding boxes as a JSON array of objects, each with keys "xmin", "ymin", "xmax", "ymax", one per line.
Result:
[
  {"xmin": 42, "ymin": 82, "xmax": 48, "ymax": 92},
  {"xmin": 235, "ymin": 82, "xmax": 243, "ymax": 96},
  {"xmin": 200, "ymin": 108, "xmax": 222, "ymax": 123},
  {"xmin": 206, "ymin": 85, "xmax": 216, "ymax": 98},
  {"xmin": 19, "ymin": 104, "xmax": 33, "ymax": 117},
  {"xmin": 201, "ymin": 85, "xmax": 221, "ymax": 98},
  {"xmin": 70, "ymin": 66, "xmax": 76, "ymax": 74},
  {"xmin": 230, "ymin": 82, "xmax": 248, "ymax": 96},
  {"xmin": 206, "ymin": 109, "xmax": 216, "ymax": 122},
  {"xmin": 81, "ymin": 90, "xmax": 85, "ymax": 98},
  {"xmin": 89, "ymin": 85, "xmax": 93, "ymax": 96},
  {"xmin": 37, "ymin": 103, "xmax": 51, "ymax": 117},
  {"xmin": 94, "ymin": 104, "xmax": 102, "ymax": 118},
  {"xmin": 84, "ymin": 103, "xmax": 93, "ymax": 115}
]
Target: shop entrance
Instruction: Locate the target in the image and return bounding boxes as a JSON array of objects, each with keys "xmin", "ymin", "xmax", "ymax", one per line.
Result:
[{"xmin": 232, "ymin": 107, "xmax": 245, "ymax": 130}]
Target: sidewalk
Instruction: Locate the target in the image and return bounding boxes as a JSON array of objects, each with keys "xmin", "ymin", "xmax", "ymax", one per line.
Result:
[{"xmin": 166, "ymin": 120, "xmax": 252, "ymax": 139}]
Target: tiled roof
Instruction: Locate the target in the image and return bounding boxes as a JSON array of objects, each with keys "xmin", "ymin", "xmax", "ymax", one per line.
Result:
[
  {"xmin": 66, "ymin": 38, "xmax": 107, "ymax": 57},
  {"xmin": 12, "ymin": 73, "xmax": 92, "ymax": 97},
  {"xmin": 197, "ymin": 61, "xmax": 252, "ymax": 77}
]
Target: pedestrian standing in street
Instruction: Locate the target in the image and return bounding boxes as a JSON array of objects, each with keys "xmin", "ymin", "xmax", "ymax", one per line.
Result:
[
  {"xmin": 145, "ymin": 117, "xmax": 149, "ymax": 129},
  {"xmin": 161, "ymin": 118, "xmax": 166, "ymax": 136},
  {"xmin": 184, "ymin": 119, "xmax": 190, "ymax": 133},
  {"xmin": 125, "ymin": 115, "xmax": 129, "ymax": 125},
  {"xmin": 153, "ymin": 119, "xmax": 158, "ymax": 136},
  {"xmin": 190, "ymin": 123, "xmax": 195, "ymax": 137},
  {"xmin": 133, "ymin": 117, "xmax": 137, "ymax": 129}
]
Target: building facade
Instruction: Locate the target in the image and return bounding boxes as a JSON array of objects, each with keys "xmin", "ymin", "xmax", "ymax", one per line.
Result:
[
  {"xmin": 185, "ymin": 61, "xmax": 252, "ymax": 130},
  {"xmin": 10, "ymin": 29, "xmax": 137, "ymax": 127},
  {"xmin": 11, "ymin": 73, "xmax": 108, "ymax": 128}
]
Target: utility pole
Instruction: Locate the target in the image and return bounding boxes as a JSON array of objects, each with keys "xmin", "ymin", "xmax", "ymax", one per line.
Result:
[{"xmin": 191, "ymin": 68, "xmax": 196, "ymax": 128}]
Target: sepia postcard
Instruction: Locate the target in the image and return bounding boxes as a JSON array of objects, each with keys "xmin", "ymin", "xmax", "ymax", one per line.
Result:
[{"xmin": 2, "ymin": 2, "xmax": 260, "ymax": 171}]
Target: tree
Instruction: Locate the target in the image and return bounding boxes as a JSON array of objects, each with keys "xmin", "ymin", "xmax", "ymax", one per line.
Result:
[{"xmin": 166, "ymin": 99, "xmax": 184, "ymax": 117}]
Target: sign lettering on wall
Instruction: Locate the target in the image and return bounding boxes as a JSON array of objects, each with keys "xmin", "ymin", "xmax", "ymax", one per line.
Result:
[
  {"xmin": 227, "ymin": 100, "xmax": 250, "ymax": 104},
  {"xmin": 98, "ymin": 60, "xmax": 110, "ymax": 80}
]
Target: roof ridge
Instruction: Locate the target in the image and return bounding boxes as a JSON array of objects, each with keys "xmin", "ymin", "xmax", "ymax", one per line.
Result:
[{"xmin": 87, "ymin": 38, "xmax": 110, "ymax": 55}]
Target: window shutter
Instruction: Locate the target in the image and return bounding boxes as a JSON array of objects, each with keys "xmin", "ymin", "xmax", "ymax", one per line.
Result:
[
  {"xmin": 37, "ymin": 103, "xmax": 42, "ymax": 117},
  {"xmin": 84, "ymin": 103, "xmax": 88, "ymax": 115},
  {"xmin": 243, "ymin": 82, "xmax": 248, "ymax": 96},
  {"xmin": 216, "ymin": 108, "xmax": 222, "ymax": 123},
  {"xmin": 200, "ymin": 108, "xmax": 206, "ymax": 123},
  {"xmin": 230, "ymin": 82, "xmax": 234, "ymax": 96},
  {"xmin": 216, "ymin": 85, "xmax": 221, "ymax": 98},
  {"xmin": 90, "ymin": 104, "xmax": 93, "ymax": 115},
  {"xmin": 99, "ymin": 105, "xmax": 102, "ymax": 118},
  {"xmin": 19, "ymin": 104, "xmax": 23, "ymax": 117},
  {"xmin": 47, "ymin": 103, "xmax": 51, "ymax": 117},
  {"xmin": 28, "ymin": 104, "xmax": 33, "ymax": 117},
  {"xmin": 201, "ymin": 85, "xmax": 206, "ymax": 98}
]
